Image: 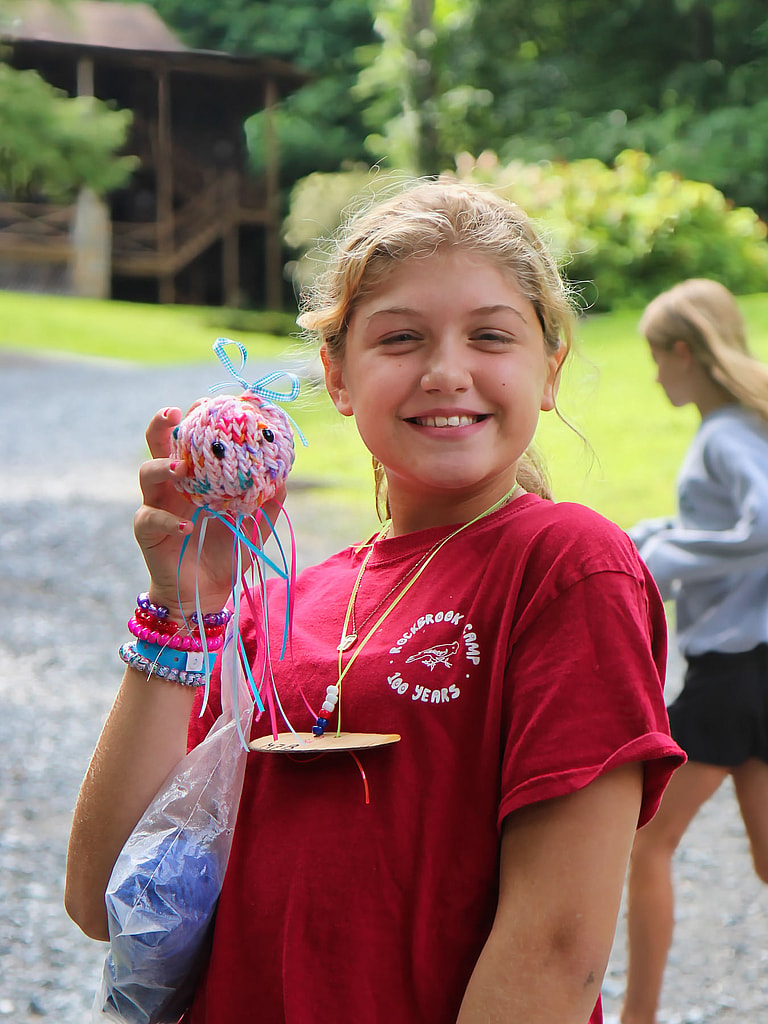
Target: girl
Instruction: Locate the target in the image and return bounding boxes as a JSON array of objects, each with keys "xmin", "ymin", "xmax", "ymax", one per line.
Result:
[
  {"xmin": 66, "ymin": 180, "xmax": 682, "ymax": 1024},
  {"xmin": 621, "ymin": 279, "xmax": 768, "ymax": 1024}
]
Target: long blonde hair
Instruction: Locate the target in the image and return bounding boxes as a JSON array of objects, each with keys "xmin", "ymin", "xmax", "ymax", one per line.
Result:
[
  {"xmin": 298, "ymin": 178, "xmax": 577, "ymax": 516},
  {"xmin": 640, "ymin": 278, "xmax": 768, "ymax": 422}
]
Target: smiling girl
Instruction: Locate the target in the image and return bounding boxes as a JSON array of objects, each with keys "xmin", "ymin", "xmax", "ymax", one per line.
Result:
[{"xmin": 66, "ymin": 179, "xmax": 683, "ymax": 1024}]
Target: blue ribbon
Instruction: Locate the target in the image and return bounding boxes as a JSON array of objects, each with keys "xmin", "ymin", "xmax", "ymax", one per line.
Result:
[
  {"xmin": 211, "ymin": 338, "xmax": 299, "ymax": 402},
  {"xmin": 209, "ymin": 338, "xmax": 308, "ymax": 447}
]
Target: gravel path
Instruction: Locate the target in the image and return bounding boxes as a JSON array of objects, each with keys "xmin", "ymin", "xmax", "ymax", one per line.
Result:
[{"xmin": 1, "ymin": 350, "xmax": 766, "ymax": 1024}]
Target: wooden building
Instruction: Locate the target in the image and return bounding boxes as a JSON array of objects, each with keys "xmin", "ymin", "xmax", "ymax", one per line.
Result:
[{"xmin": 1, "ymin": 1, "xmax": 309, "ymax": 307}]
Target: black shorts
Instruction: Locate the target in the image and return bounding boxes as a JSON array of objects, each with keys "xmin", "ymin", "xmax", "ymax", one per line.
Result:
[{"xmin": 668, "ymin": 644, "xmax": 768, "ymax": 767}]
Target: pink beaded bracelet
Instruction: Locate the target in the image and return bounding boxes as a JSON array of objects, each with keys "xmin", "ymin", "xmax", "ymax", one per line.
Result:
[{"xmin": 127, "ymin": 617, "xmax": 226, "ymax": 652}]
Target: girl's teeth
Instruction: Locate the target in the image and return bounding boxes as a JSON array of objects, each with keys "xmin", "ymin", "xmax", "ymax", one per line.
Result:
[{"xmin": 422, "ymin": 415, "xmax": 476, "ymax": 427}]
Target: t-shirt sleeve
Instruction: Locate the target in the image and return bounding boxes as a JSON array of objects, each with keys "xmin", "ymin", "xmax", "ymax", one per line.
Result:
[{"xmin": 499, "ymin": 568, "xmax": 684, "ymax": 829}]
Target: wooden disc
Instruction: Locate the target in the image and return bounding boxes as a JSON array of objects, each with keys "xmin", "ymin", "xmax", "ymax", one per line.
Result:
[{"xmin": 249, "ymin": 731, "xmax": 401, "ymax": 754}]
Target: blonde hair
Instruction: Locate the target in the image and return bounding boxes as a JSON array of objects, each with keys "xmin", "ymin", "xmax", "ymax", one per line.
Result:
[
  {"xmin": 640, "ymin": 278, "xmax": 768, "ymax": 422},
  {"xmin": 298, "ymin": 178, "xmax": 577, "ymax": 515}
]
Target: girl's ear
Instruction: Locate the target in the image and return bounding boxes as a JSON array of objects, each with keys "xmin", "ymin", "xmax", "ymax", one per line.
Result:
[
  {"xmin": 320, "ymin": 345, "xmax": 354, "ymax": 417},
  {"xmin": 540, "ymin": 346, "xmax": 566, "ymax": 413},
  {"xmin": 671, "ymin": 339, "xmax": 693, "ymax": 365}
]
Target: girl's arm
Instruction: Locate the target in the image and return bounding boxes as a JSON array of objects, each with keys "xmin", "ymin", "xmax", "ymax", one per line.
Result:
[
  {"xmin": 65, "ymin": 668, "xmax": 197, "ymax": 940},
  {"xmin": 65, "ymin": 408, "xmax": 284, "ymax": 939},
  {"xmin": 638, "ymin": 428, "xmax": 768, "ymax": 592},
  {"xmin": 626, "ymin": 515, "xmax": 676, "ymax": 551},
  {"xmin": 457, "ymin": 762, "xmax": 642, "ymax": 1024}
]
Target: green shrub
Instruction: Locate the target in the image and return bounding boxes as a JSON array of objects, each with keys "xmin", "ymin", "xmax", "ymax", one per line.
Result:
[
  {"xmin": 283, "ymin": 152, "xmax": 768, "ymax": 312},
  {"xmin": 282, "ymin": 165, "xmax": 412, "ymax": 290}
]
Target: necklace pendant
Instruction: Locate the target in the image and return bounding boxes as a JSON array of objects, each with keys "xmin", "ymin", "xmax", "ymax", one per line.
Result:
[{"xmin": 337, "ymin": 633, "xmax": 358, "ymax": 652}]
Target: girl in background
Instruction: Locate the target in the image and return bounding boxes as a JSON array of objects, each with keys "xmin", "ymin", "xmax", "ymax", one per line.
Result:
[
  {"xmin": 67, "ymin": 179, "xmax": 682, "ymax": 1024},
  {"xmin": 622, "ymin": 279, "xmax": 768, "ymax": 1024}
]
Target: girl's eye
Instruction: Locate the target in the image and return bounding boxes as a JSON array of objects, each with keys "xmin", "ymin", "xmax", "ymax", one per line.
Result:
[
  {"xmin": 261, "ymin": 428, "xmax": 275, "ymax": 443},
  {"xmin": 474, "ymin": 331, "xmax": 513, "ymax": 346},
  {"xmin": 477, "ymin": 330, "xmax": 511, "ymax": 341},
  {"xmin": 211, "ymin": 441, "xmax": 226, "ymax": 459},
  {"xmin": 381, "ymin": 331, "xmax": 418, "ymax": 345}
]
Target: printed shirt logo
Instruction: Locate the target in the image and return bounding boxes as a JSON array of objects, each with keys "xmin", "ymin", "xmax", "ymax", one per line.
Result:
[
  {"xmin": 381, "ymin": 607, "xmax": 482, "ymax": 709},
  {"xmin": 405, "ymin": 641, "xmax": 459, "ymax": 670}
]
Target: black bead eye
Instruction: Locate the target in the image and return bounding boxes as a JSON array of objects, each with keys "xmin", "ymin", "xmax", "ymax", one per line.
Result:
[
  {"xmin": 261, "ymin": 428, "xmax": 275, "ymax": 443},
  {"xmin": 211, "ymin": 441, "xmax": 226, "ymax": 459}
]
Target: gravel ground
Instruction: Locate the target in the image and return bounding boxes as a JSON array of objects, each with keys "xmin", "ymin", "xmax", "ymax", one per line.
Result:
[{"xmin": 1, "ymin": 349, "xmax": 767, "ymax": 1024}]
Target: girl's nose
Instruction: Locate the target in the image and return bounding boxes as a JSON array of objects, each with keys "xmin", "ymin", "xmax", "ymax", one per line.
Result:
[{"xmin": 420, "ymin": 345, "xmax": 472, "ymax": 393}]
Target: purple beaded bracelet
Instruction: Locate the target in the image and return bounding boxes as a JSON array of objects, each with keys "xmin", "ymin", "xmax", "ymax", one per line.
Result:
[{"xmin": 136, "ymin": 594, "xmax": 232, "ymax": 628}]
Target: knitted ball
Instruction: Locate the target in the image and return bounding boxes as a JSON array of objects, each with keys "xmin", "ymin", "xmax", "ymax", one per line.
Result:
[{"xmin": 171, "ymin": 393, "xmax": 295, "ymax": 515}]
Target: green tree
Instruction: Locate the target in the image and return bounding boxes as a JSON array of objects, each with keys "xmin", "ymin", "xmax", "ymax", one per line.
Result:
[
  {"xmin": 356, "ymin": 0, "xmax": 488, "ymax": 174},
  {"xmin": 455, "ymin": 0, "xmax": 768, "ymax": 214},
  {"xmin": 0, "ymin": 62, "xmax": 135, "ymax": 200},
  {"xmin": 357, "ymin": 0, "xmax": 768, "ymax": 211}
]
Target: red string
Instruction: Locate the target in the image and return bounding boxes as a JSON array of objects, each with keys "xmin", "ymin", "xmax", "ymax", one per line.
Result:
[{"xmin": 349, "ymin": 751, "xmax": 370, "ymax": 805}]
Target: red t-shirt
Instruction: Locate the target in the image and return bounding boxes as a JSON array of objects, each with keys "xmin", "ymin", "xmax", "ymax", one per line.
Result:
[{"xmin": 184, "ymin": 495, "xmax": 683, "ymax": 1024}]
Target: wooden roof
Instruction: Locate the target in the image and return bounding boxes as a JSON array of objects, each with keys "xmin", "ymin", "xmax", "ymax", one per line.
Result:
[
  {"xmin": 3, "ymin": 1, "xmax": 309, "ymax": 89},
  {"xmin": 5, "ymin": 1, "xmax": 187, "ymax": 51}
]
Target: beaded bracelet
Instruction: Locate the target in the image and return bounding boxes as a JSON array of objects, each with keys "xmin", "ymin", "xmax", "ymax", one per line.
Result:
[
  {"xmin": 132, "ymin": 594, "xmax": 232, "ymax": 648},
  {"xmin": 137, "ymin": 593, "xmax": 232, "ymax": 626},
  {"xmin": 119, "ymin": 641, "xmax": 211, "ymax": 687},
  {"xmin": 136, "ymin": 593, "xmax": 171, "ymax": 622},
  {"xmin": 128, "ymin": 617, "xmax": 226, "ymax": 652}
]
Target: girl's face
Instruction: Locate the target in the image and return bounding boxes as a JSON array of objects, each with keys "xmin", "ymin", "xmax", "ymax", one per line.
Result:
[
  {"xmin": 322, "ymin": 249, "xmax": 561, "ymax": 532},
  {"xmin": 648, "ymin": 341, "xmax": 695, "ymax": 407}
]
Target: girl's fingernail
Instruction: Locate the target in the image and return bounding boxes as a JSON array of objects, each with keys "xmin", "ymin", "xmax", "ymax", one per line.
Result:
[
  {"xmin": 178, "ymin": 521, "xmax": 190, "ymax": 533},
  {"xmin": 169, "ymin": 460, "xmax": 180, "ymax": 472},
  {"xmin": 161, "ymin": 407, "xmax": 172, "ymax": 418}
]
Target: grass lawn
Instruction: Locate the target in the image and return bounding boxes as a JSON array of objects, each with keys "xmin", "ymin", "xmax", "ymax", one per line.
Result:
[
  {"xmin": 3, "ymin": 287, "xmax": 768, "ymax": 530},
  {"xmin": 0, "ymin": 290, "xmax": 292, "ymax": 364}
]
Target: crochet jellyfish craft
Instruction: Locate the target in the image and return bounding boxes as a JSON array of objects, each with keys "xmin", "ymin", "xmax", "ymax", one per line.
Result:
[
  {"xmin": 163, "ymin": 339, "xmax": 307, "ymax": 748},
  {"xmin": 171, "ymin": 393, "xmax": 295, "ymax": 516}
]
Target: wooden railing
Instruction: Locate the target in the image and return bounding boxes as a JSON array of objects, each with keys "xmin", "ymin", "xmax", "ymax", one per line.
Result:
[
  {"xmin": 0, "ymin": 171, "xmax": 273, "ymax": 283},
  {"xmin": 111, "ymin": 170, "xmax": 271, "ymax": 277},
  {"xmin": 0, "ymin": 202, "xmax": 73, "ymax": 261}
]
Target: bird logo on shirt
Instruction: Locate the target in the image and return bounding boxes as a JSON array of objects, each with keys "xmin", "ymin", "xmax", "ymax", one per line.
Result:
[{"xmin": 405, "ymin": 642, "xmax": 460, "ymax": 671}]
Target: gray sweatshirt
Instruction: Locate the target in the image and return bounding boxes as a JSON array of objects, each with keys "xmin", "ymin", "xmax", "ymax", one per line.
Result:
[{"xmin": 630, "ymin": 405, "xmax": 768, "ymax": 656}]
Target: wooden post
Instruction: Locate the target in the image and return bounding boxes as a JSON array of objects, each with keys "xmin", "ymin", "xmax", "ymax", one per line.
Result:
[
  {"xmin": 156, "ymin": 69, "xmax": 175, "ymax": 304},
  {"xmin": 263, "ymin": 77, "xmax": 282, "ymax": 311},
  {"xmin": 71, "ymin": 57, "xmax": 111, "ymax": 298},
  {"xmin": 223, "ymin": 173, "xmax": 240, "ymax": 307},
  {"xmin": 71, "ymin": 188, "xmax": 112, "ymax": 298},
  {"xmin": 76, "ymin": 56, "xmax": 94, "ymax": 98}
]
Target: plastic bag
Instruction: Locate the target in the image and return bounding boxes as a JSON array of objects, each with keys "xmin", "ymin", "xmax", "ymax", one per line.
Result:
[{"xmin": 93, "ymin": 634, "xmax": 254, "ymax": 1024}]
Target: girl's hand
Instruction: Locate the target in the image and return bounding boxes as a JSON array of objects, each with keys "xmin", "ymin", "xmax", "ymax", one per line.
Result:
[{"xmin": 133, "ymin": 407, "xmax": 287, "ymax": 619}]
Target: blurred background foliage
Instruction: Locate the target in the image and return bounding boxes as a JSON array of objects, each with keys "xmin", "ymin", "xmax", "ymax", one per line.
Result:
[
  {"xmin": 137, "ymin": 0, "xmax": 768, "ymax": 211},
  {"xmin": 284, "ymin": 153, "xmax": 768, "ymax": 312},
  {"xmin": 0, "ymin": 63, "xmax": 136, "ymax": 200},
  {"xmin": 142, "ymin": 0, "xmax": 768, "ymax": 310},
  {"xmin": 1, "ymin": 0, "xmax": 768, "ymax": 309}
]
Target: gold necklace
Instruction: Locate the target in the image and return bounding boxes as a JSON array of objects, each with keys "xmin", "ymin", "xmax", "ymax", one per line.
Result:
[
  {"xmin": 250, "ymin": 484, "xmax": 523, "ymax": 755},
  {"xmin": 316, "ymin": 483, "xmax": 524, "ymax": 737}
]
